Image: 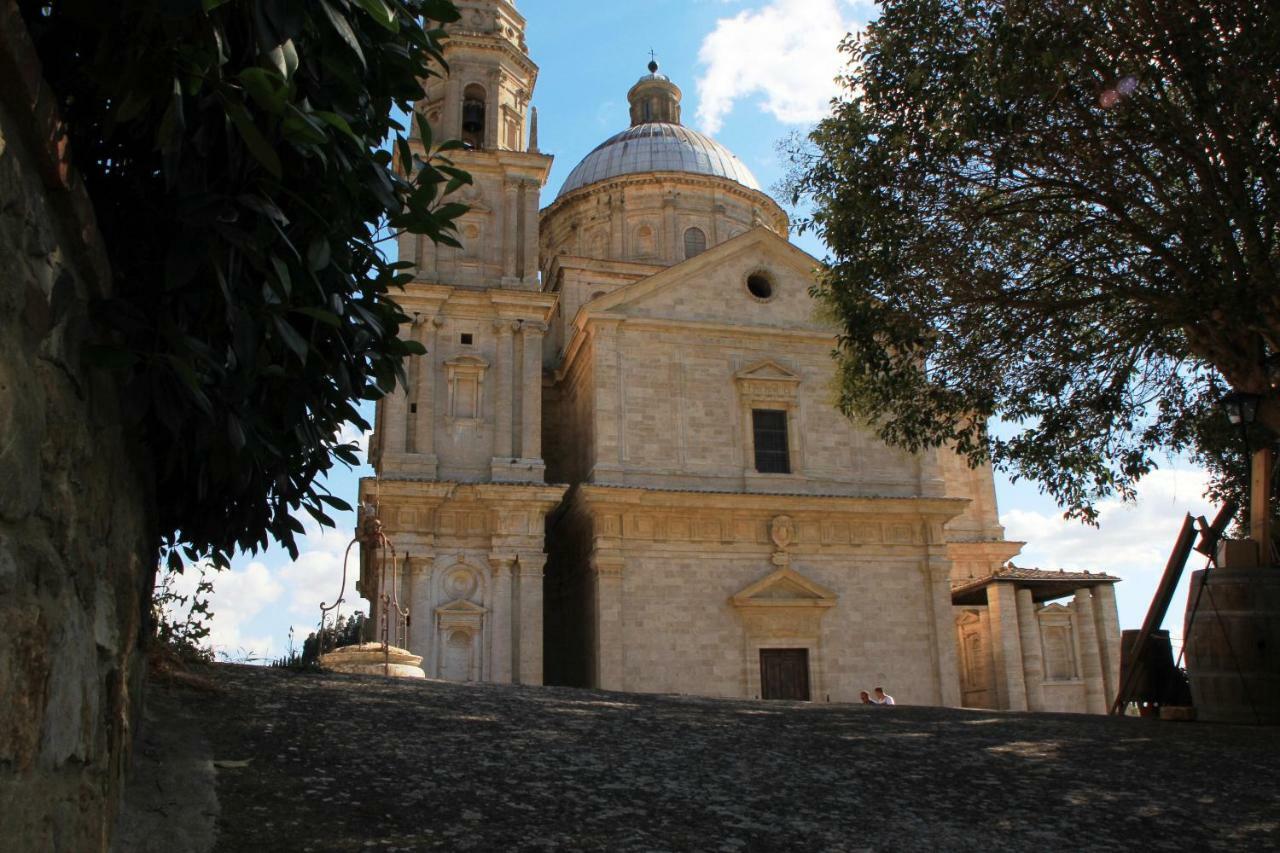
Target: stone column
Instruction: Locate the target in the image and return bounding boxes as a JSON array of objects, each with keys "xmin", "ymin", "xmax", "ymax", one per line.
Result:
[
  {"xmin": 987, "ymin": 583, "xmax": 1028, "ymax": 711},
  {"xmin": 519, "ymin": 321, "xmax": 546, "ymax": 462},
  {"xmin": 489, "ymin": 554, "xmax": 516, "ymax": 683},
  {"xmin": 1015, "ymin": 588, "xmax": 1046, "ymax": 712},
  {"xmin": 516, "ymin": 552, "xmax": 546, "ymax": 685},
  {"xmin": 502, "ymin": 181, "xmax": 519, "ymax": 281},
  {"xmin": 1074, "ymin": 588, "xmax": 1108, "ymax": 714},
  {"xmin": 592, "ymin": 552, "xmax": 625, "ymax": 691},
  {"xmin": 492, "ymin": 320, "xmax": 516, "ymax": 463},
  {"xmin": 1090, "ymin": 584, "xmax": 1122, "ymax": 710}
]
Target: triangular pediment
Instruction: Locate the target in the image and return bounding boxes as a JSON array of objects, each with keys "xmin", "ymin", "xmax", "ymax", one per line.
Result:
[
  {"xmin": 735, "ymin": 359, "xmax": 801, "ymax": 384},
  {"xmin": 436, "ymin": 599, "xmax": 487, "ymax": 615},
  {"xmin": 576, "ymin": 228, "xmax": 828, "ymax": 332},
  {"xmin": 445, "ymin": 354, "xmax": 489, "ymax": 369},
  {"xmin": 731, "ymin": 567, "xmax": 837, "ymax": 609},
  {"xmin": 1039, "ymin": 602, "xmax": 1071, "ymax": 614}
]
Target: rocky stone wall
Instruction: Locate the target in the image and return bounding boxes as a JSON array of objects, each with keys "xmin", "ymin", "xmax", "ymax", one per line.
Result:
[{"xmin": 0, "ymin": 8, "xmax": 156, "ymax": 850}]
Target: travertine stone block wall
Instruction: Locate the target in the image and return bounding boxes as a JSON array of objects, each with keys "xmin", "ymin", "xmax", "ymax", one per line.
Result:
[
  {"xmin": 544, "ymin": 488, "xmax": 965, "ymax": 704},
  {"xmin": 0, "ymin": 22, "xmax": 155, "ymax": 850},
  {"xmin": 556, "ymin": 317, "xmax": 933, "ymax": 495}
]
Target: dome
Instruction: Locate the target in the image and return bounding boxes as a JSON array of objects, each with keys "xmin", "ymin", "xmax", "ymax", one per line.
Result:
[{"xmin": 556, "ymin": 122, "xmax": 762, "ymax": 199}]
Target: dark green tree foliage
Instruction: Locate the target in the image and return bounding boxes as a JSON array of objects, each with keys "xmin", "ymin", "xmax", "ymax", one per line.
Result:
[
  {"xmin": 20, "ymin": 0, "xmax": 470, "ymax": 565},
  {"xmin": 787, "ymin": 0, "xmax": 1280, "ymax": 521}
]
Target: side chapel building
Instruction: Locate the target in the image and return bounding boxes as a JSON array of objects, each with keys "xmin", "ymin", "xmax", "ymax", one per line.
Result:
[{"xmin": 360, "ymin": 0, "xmax": 1124, "ymax": 713}]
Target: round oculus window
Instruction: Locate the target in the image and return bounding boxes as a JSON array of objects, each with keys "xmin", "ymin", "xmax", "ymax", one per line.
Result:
[{"xmin": 746, "ymin": 271, "xmax": 775, "ymax": 300}]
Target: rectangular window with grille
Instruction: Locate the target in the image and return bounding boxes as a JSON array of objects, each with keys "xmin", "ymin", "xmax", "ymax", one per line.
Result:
[{"xmin": 752, "ymin": 409, "xmax": 790, "ymax": 474}]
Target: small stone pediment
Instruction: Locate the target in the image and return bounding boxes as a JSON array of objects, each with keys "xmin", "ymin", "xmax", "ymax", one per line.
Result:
[
  {"xmin": 734, "ymin": 359, "xmax": 801, "ymax": 384},
  {"xmin": 436, "ymin": 599, "xmax": 487, "ymax": 616},
  {"xmin": 731, "ymin": 567, "xmax": 837, "ymax": 609},
  {"xmin": 1039, "ymin": 602, "xmax": 1071, "ymax": 614}
]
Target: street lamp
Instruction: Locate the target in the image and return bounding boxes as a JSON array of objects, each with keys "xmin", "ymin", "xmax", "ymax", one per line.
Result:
[{"xmin": 1222, "ymin": 391, "xmax": 1261, "ymax": 427}]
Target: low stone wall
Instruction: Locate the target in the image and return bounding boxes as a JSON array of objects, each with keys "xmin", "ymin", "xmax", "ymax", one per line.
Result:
[{"xmin": 0, "ymin": 5, "xmax": 156, "ymax": 850}]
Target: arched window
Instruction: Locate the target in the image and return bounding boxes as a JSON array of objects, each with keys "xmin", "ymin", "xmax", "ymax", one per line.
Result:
[
  {"xmin": 684, "ymin": 227, "xmax": 707, "ymax": 259},
  {"xmin": 461, "ymin": 84, "xmax": 487, "ymax": 149}
]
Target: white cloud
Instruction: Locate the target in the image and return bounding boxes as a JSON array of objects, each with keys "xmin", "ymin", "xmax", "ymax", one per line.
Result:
[
  {"xmin": 163, "ymin": 560, "xmax": 283, "ymax": 661},
  {"xmin": 1001, "ymin": 467, "xmax": 1218, "ymax": 639},
  {"xmin": 695, "ymin": 0, "xmax": 866, "ymax": 134},
  {"xmin": 1002, "ymin": 467, "xmax": 1214, "ymax": 574},
  {"xmin": 162, "ymin": 518, "xmax": 365, "ymax": 663}
]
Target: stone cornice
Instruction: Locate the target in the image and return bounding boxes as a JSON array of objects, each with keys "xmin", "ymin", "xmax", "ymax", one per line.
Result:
[
  {"xmin": 576, "ymin": 484, "xmax": 966, "ymax": 519},
  {"xmin": 541, "ymin": 170, "xmax": 786, "ymax": 225},
  {"xmin": 561, "ymin": 484, "xmax": 967, "ymax": 551},
  {"xmin": 444, "ymin": 33, "xmax": 539, "ymax": 80},
  {"xmin": 398, "ymin": 283, "xmax": 557, "ymax": 324}
]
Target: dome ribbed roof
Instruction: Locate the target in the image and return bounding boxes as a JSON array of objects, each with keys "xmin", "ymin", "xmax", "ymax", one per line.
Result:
[{"xmin": 556, "ymin": 123, "xmax": 761, "ymax": 199}]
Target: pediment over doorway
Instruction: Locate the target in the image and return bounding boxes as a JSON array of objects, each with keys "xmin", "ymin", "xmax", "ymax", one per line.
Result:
[
  {"xmin": 436, "ymin": 599, "xmax": 487, "ymax": 616},
  {"xmin": 734, "ymin": 359, "xmax": 802, "ymax": 384},
  {"xmin": 730, "ymin": 567, "xmax": 837, "ymax": 609}
]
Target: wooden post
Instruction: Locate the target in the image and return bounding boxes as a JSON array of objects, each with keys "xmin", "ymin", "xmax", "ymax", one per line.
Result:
[{"xmin": 1253, "ymin": 447, "xmax": 1275, "ymax": 566}]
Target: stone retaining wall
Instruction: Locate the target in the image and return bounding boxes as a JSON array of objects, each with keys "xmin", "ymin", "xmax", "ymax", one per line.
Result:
[{"xmin": 0, "ymin": 4, "xmax": 156, "ymax": 850}]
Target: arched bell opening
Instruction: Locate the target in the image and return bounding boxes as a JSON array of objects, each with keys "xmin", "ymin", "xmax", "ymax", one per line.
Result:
[{"xmin": 462, "ymin": 83, "xmax": 487, "ymax": 149}]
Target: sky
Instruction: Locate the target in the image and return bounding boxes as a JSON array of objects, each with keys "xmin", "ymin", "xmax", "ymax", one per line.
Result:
[{"xmin": 168, "ymin": 0, "xmax": 1217, "ymax": 665}]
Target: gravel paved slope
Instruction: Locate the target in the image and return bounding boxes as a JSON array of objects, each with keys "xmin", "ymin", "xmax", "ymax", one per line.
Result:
[{"xmin": 177, "ymin": 664, "xmax": 1278, "ymax": 852}]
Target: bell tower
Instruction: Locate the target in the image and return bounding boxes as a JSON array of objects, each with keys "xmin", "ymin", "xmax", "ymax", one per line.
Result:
[
  {"xmin": 363, "ymin": 2, "xmax": 565, "ymax": 688},
  {"xmin": 403, "ymin": 0, "xmax": 551, "ymax": 290}
]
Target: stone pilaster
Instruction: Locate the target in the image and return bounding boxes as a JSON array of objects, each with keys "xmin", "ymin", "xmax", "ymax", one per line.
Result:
[
  {"xmin": 520, "ymin": 321, "xmax": 546, "ymax": 463},
  {"xmin": 591, "ymin": 552, "xmax": 626, "ymax": 691},
  {"xmin": 406, "ymin": 553, "xmax": 435, "ymax": 675},
  {"xmin": 502, "ymin": 181, "xmax": 519, "ymax": 282},
  {"xmin": 590, "ymin": 320, "xmax": 623, "ymax": 481},
  {"xmin": 662, "ymin": 193, "xmax": 677, "ymax": 263},
  {"xmin": 1090, "ymin": 584, "xmax": 1122, "ymax": 710},
  {"xmin": 489, "ymin": 554, "xmax": 516, "ymax": 683},
  {"xmin": 492, "ymin": 319, "xmax": 516, "ymax": 463},
  {"xmin": 924, "ymin": 556, "xmax": 961, "ymax": 706},
  {"xmin": 988, "ymin": 583, "xmax": 1028, "ymax": 711},
  {"xmin": 522, "ymin": 179, "xmax": 540, "ymax": 284},
  {"xmin": 1074, "ymin": 588, "xmax": 1108, "ymax": 714},
  {"xmin": 380, "ymin": 384, "xmax": 409, "ymax": 461},
  {"xmin": 1015, "ymin": 588, "xmax": 1046, "ymax": 712},
  {"xmin": 516, "ymin": 552, "xmax": 546, "ymax": 685},
  {"xmin": 411, "ymin": 317, "xmax": 439, "ymax": 474}
]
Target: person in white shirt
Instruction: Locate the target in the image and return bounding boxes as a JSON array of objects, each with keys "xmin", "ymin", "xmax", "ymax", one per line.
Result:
[{"xmin": 872, "ymin": 687, "xmax": 895, "ymax": 706}]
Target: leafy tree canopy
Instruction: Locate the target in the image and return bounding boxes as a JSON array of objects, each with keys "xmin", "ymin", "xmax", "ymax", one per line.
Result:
[
  {"xmin": 787, "ymin": 0, "xmax": 1280, "ymax": 522},
  {"xmin": 21, "ymin": 0, "xmax": 469, "ymax": 567}
]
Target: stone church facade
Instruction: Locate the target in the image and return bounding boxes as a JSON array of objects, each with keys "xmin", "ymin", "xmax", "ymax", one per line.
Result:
[{"xmin": 360, "ymin": 0, "xmax": 1123, "ymax": 711}]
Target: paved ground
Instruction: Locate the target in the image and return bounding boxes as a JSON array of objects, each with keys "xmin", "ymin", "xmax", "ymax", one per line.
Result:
[{"xmin": 130, "ymin": 664, "xmax": 1280, "ymax": 852}]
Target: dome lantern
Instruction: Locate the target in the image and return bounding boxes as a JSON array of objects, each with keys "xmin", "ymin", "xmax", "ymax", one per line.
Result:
[{"xmin": 628, "ymin": 57, "xmax": 682, "ymax": 126}]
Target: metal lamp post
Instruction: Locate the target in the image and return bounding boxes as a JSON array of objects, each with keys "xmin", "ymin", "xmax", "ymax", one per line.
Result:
[{"xmin": 1223, "ymin": 390, "xmax": 1273, "ymax": 565}]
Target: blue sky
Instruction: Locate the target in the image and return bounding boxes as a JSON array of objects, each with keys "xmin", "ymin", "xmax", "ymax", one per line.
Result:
[{"xmin": 173, "ymin": 0, "xmax": 1214, "ymax": 665}]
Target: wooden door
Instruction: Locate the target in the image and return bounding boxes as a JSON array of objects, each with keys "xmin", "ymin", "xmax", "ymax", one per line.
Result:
[{"xmin": 760, "ymin": 648, "xmax": 810, "ymax": 700}]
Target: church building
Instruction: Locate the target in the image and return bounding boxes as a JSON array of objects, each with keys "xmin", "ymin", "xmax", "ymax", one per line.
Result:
[{"xmin": 359, "ymin": 0, "xmax": 1124, "ymax": 713}]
